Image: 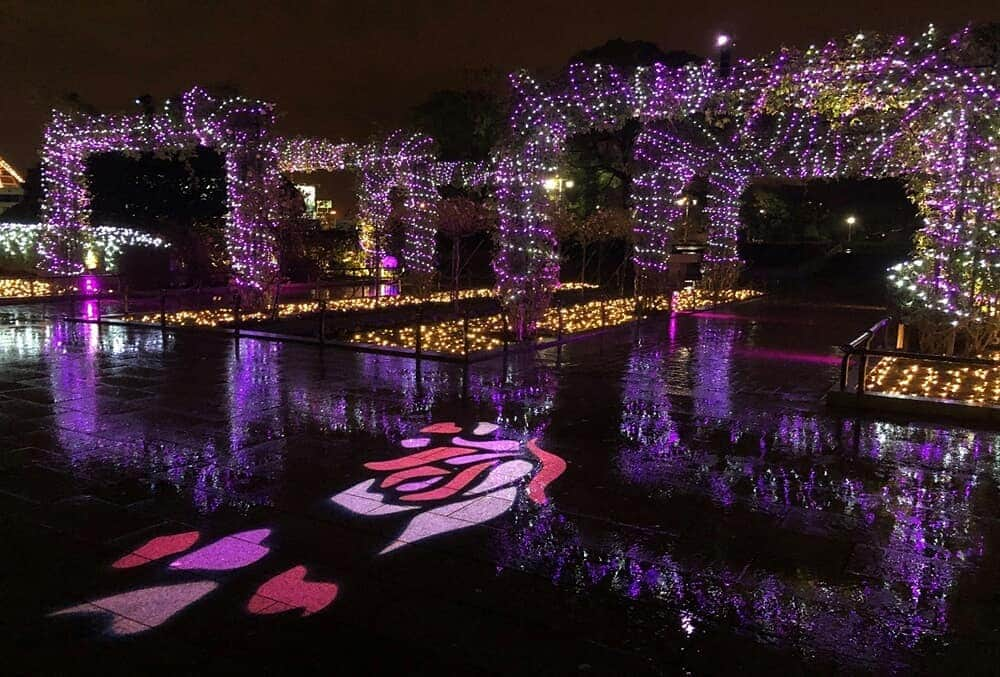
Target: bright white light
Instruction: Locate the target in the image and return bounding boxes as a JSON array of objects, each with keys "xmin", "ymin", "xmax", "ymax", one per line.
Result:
[
  {"xmin": 716, "ymin": 34, "xmax": 730, "ymax": 48},
  {"xmin": 846, "ymin": 215, "xmax": 857, "ymax": 225},
  {"xmin": 563, "ymin": 180, "xmax": 574, "ymax": 189},
  {"xmin": 543, "ymin": 178, "xmax": 559, "ymax": 191}
]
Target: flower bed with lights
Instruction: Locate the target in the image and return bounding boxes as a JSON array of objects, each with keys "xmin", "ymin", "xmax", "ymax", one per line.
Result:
[
  {"xmin": 348, "ymin": 287, "xmax": 759, "ymax": 358},
  {"xmin": 866, "ymin": 352, "xmax": 1000, "ymax": 408},
  {"xmin": 120, "ymin": 287, "xmax": 499, "ymax": 328},
  {"xmin": 0, "ymin": 278, "xmax": 65, "ymax": 299},
  {"xmin": 669, "ymin": 287, "xmax": 762, "ymax": 313}
]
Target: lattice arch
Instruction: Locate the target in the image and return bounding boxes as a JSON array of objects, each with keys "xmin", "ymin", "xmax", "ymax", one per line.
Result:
[
  {"xmin": 495, "ymin": 25, "xmax": 999, "ymax": 343},
  {"xmin": 40, "ymin": 88, "xmax": 284, "ymax": 302}
]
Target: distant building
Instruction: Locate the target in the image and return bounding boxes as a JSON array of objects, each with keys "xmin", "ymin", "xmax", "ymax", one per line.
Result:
[
  {"xmin": 315, "ymin": 199, "xmax": 338, "ymax": 230},
  {"xmin": 0, "ymin": 155, "xmax": 24, "ymax": 216},
  {"xmin": 295, "ymin": 184, "xmax": 317, "ymax": 218}
]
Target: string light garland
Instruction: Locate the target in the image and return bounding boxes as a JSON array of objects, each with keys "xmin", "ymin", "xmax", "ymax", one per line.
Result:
[
  {"xmin": 122, "ymin": 282, "xmax": 598, "ymax": 328},
  {"xmin": 0, "ymin": 222, "xmax": 167, "ymax": 267},
  {"xmin": 40, "ymin": 87, "xmax": 283, "ymax": 304},
  {"xmin": 496, "ymin": 24, "xmax": 1000, "ymax": 340},
  {"xmin": 36, "ymin": 26, "xmax": 998, "ymax": 341}
]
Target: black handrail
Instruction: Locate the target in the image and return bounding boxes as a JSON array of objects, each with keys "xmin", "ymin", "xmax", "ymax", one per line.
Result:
[{"xmin": 839, "ymin": 317, "xmax": 1000, "ymax": 395}]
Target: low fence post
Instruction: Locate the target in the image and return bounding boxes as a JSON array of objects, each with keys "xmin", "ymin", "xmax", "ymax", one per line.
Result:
[
  {"xmin": 600, "ymin": 296, "xmax": 607, "ymax": 329},
  {"xmin": 839, "ymin": 351, "xmax": 851, "ymax": 392},
  {"xmin": 556, "ymin": 299, "xmax": 564, "ymax": 344},
  {"xmin": 463, "ymin": 309, "xmax": 470, "ymax": 362},
  {"xmin": 319, "ymin": 298, "xmax": 327, "ymax": 347},
  {"xmin": 234, "ymin": 296, "xmax": 242, "ymax": 339},
  {"xmin": 415, "ymin": 307, "xmax": 423, "ymax": 358},
  {"xmin": 159, "ymin": 290, "xmax": 167, "ymax": 330}
]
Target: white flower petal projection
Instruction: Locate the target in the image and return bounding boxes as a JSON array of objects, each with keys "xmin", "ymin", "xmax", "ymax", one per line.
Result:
[
  {"xmin": 380, "ymin": 486, "xmax": 517, "ymax": 555},
  {"xmin": 50, "ymin": 582, "xmax": 218, "ymax": 635},
  {"xmin": 464, "ymin": 460, "xmax": 534, "ymax": 496},
  {"xmin": 472, "ymin": 422, "xmax": 499, "ymax": 435},
  {"xmin": 330, "ymin": 479, "xmax": 419, "ymax": 515}
]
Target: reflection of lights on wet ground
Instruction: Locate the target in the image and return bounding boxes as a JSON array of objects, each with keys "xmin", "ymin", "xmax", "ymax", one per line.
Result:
[{"xmin": 680, "ymin": 612, "xmax": 696, "ymax": 636}]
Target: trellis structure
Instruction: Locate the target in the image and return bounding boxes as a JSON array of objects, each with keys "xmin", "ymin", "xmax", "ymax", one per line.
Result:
[
  {"xmin": 37, "ymin": 25, "xmax": 998, "ymax": 348},
  {"xmin": 494, "ymin": 25, "xmax": 999, "ymax": 346},
  {"xmin": 41, "ymin": 88, "xmax": 283, "ymax": 303}
]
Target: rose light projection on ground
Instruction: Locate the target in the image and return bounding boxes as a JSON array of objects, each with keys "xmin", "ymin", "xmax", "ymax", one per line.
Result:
[
  {"xmin": 330, "ymin": 421, "xmax": 566, "ymax": 554},
  {"xmin": 50, "ymin": 528, "xmax": 338, "ymax": 635},
  {"xmin": 48, "ymin": 420, "xmax": 563, "ymax": 635}
]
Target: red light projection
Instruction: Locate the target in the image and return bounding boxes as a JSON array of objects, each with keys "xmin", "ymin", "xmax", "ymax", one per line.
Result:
[
  {"xmin": 112, "ymin": 531, "xmax": 201, "ymax": 569},
  {"xmin": 420, "ymin": 422, "xmax": 462, "ymax": 434},
  {"xmin": 247, "ymin": 566, "xmax": 339, "ymax": 617},
  {"xmin": 330, "ymin": 421, "xmax": 566, "ymax": 554},
  {"xmin": 525, "ymin": 439, "xmax": 567, "ymax": 506},
  {"xmin": 51, "ymin": 528, "xmax": 337, "ymax": 635}
]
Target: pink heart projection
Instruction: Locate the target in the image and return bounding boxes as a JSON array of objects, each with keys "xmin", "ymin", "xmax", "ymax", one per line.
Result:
[
  {"xmin": 112, "ymin": 531, "xmax": 201, "ymax": 569},
  {"xmin": 247, "ymin": 566, "xmax": 339, "ymax": 616},
  {"xmin": 330, "ymin": 421, "xmax": 567, "ymax": 554}
]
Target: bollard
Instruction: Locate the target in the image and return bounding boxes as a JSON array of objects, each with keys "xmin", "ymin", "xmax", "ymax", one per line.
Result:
[
  {"xmin": 415, "ymin": 308, "xmax": 423, "ymax": 357},
  {"xmin": 319, "ymin": 298, "xmax": 327, "ymax": 346},
  {"xmin": 122, "ymin": 285, "xmax": 129, "ymax": 314},
  {"xmin": 556, "ymin": 300, "xmax": 564, "ymax": 343},
  {"xmin": 462, "ymin": 309, "xmax": 470, "ymax": 362},
  {"xmin": 234, "ymin": 296, "xmax": 242, "ymax": 339},
  {"xmin": 160, "ymin": 290, "xmax": 167, "ymax": 329},
  {"xmin": 600, "ymin": 296, "xmax": 607, "ymax": 328}
]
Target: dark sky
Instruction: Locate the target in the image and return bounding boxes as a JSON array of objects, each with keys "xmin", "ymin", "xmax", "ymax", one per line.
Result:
[{"xmin": 2, "ymin": 0, "xmax": 997, "ymax": 205}]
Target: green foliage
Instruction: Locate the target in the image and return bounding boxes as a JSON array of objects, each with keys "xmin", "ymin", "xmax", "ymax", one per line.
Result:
[{"xmin": 411, "ymin": 90, "xmax": 506, "ymax": 162}]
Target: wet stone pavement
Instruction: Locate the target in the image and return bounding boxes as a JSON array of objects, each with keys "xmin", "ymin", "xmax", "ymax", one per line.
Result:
[{"xmin": 2, "ymin": 297, "xmax": 1000, "ymax": 675}]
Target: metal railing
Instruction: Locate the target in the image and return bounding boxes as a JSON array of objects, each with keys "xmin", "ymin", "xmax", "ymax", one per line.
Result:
[{"xmin": 838, "ymin": 317, "xmax": 1000, "ymax": 395}]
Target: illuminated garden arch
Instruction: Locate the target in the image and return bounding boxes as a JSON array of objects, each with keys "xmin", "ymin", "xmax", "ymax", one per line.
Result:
[
  {"xmin": 277, "ymin": 132, "xmax": 467, "ymax": 287},
  {"xmin": 37, "ymin": 25, "xmax": 998, "ymax": 348},
  {"xmin": 495, "ymin": 25, "xmax": 1000, "ymax": 347},
  {"xmin": 40, "ymin": 92, "xmax": 468, "ymax": 301},
  {"xmin": 40, "ymin": 87, "xmax": 284, "ymax": 302}
]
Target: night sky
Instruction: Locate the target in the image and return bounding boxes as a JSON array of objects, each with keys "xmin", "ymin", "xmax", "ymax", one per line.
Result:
[{"xmin": 3, "ymin": 0, "xmax": 997, "ymax": 204}]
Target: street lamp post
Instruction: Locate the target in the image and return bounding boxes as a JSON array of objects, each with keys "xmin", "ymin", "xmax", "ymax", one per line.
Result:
[
  {"xmin": 543, "ymin": 175, "xmax": 574, "ymax": 196},
  {"xmin": 716, "ymin": 34, "xmax": 732, "ymax": 78},
  {"xmin": 846, "ymin": 215, "xmax": 857, "ymax": 242}
]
